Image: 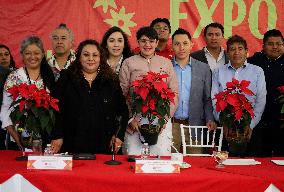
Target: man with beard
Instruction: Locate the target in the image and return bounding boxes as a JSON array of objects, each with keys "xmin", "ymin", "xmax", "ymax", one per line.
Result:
[{"xmin": 48, "ymin": 23, "xmax": 76, "ymax": 81}]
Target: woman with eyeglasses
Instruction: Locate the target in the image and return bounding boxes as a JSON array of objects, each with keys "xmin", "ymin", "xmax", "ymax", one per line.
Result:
[{"xmin": 119, "ymin": 26, "xmax": 178, "ymax": 156}]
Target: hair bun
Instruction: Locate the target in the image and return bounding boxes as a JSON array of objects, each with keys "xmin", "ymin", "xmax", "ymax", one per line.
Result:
[{"xmin": 59, "ymin": 23, "xmax": 67, "ymax": 28}]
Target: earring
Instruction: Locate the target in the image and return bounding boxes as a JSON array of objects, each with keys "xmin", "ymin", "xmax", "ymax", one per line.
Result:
[{"xmin": 97, "ymin": 66, "xmax": 101, "ymax": 73}]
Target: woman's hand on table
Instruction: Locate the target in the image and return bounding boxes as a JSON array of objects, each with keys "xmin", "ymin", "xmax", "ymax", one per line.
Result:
[
  {"xmin": 110, "ymin": 136, "xmax": 123, "ymax": 153},
  {"xmin": 51, "ymin": 139, "xmax": 63, "ymax": 153}
]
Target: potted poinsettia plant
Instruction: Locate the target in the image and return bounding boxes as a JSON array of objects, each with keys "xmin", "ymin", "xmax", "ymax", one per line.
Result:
[
  {"xmin": 131, "ymin": 71, "xmax": 176, "ymax": 145},
  {"xmin": 214, "ymin": 78, "xmax": 255, "ymax": 155},
  {"xmin": 7, "ymin": 82, "xmax": 59, "ymax": 147}
]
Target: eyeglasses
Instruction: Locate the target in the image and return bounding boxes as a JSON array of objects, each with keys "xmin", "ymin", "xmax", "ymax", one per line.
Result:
[
  {"xmin": 139, "ymin": 39, "xmax": 157, "ymax": 44},
  {"xmin": 265, "ymin": 42, "xmax": 284, "ymax": 47}
]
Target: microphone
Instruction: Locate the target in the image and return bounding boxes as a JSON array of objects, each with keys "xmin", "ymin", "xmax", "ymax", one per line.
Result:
[{"xmin": 105, "ymin": 116, "xmax": 122, "ymax": 165}]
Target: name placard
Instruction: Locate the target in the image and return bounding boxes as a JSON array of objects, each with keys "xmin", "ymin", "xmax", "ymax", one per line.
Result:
[
  {"xmin": 135, "ymin": 159, "xmax": 180, "ymax": 173},
  {"xmin": 27, "ymin": 155, "xmax": 73, "ymax": 170}
]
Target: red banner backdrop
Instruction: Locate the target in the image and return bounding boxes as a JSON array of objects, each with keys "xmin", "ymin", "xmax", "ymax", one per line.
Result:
[{"xmin": 0, "ymin": 0, "xmax": 283, "ymax": 67}]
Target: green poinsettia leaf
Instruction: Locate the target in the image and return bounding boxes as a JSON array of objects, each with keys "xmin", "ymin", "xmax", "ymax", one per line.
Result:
[
  {"xmin": 9, "ymin": 100, "xmax": 21, "ymax": 109},
  {"xmin": 135, "ymin": 102, "xmax": 142, "ymax": 113},
  {"xmin": 39, "ymin": 114, "xmax": 52, "ymax": 135},
  {"xmin": 48, "ymin": 109, "xmax": 55, "ymax": 125},
  {"xmin": 158, "ymin": 118, "xmax": 166, "ymax": 127},
  {"xmin": 164, "ymin": 100, "xmax": 170, "ymax": 116},
  {"xmin": 25, "ymin": 115, "xmax": 40, "ymax": 134},
  {"xmin": 156, "ymin": 107, "xmax": 165, "ymax": 117},
  {"xmin": 39, "ymin": 113, "xmax": 49, "ymax": 129},
  {"xmin": 30, "ymin": 105, "xmax": 40, "ymax": 117},
  {"xmin": 10, "ymin": 107, "xmax": 25, "ymax": 123}
]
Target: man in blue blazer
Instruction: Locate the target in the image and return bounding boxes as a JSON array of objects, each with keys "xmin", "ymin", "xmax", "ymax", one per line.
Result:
[{"xmin": 171, "ymin": 28, "xmax": 216, "ymax": 152}]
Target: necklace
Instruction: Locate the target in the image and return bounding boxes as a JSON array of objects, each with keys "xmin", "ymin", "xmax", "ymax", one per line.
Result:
[
  {"xmin": 83, "ymin": 75, "xmax": 94, "ymax": 82},
  {"xmin": 24, "ymin": 67, "xmax": 41, "ymax": 84}
]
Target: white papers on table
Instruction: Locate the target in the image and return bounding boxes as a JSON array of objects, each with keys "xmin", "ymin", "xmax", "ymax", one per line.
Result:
[
  {"xmin": 264, "ymin": 184, "xmax": 281, "ymax": 192},
  {"xmin": 223, "ymin": 159, "xmax": 261, "ymax": 165},
  {"xmin": 271, "ymin": 160, "xmax": 284, "ymax": 166},
  {"xmin": 24, "ymin": 148, "xmax": 33, "ymax": 152},
  {"xmin": 0, "ymin": 174, "xmax": 41, "ymax": 192}
]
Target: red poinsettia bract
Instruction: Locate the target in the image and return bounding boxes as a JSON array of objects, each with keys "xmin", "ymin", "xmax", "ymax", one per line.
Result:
[
  {"xmin": 277, "ymin": 86, "xmax": 284, "ymax": 94},
  {"xmin": 7, "ymin": 83, "xmax": 59, "ymax": 112},
  {"xmin": 132, "ymin": 71, "xmax": 176, "ymax": 127},
  {"xmin": 214, "ymin": 78, "xmax": 255, "ymax": 127},
  {"xmin": 7, "ymin": 82, "xmax": 59, "ymax": 138}
]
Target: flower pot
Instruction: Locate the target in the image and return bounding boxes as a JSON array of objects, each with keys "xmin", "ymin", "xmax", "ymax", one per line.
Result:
[
  {"xmin": 32, "ymin": 139, "xmax": 42, "ymax": 155},
  {"xmin": 227, "ymin": 139, "xmax": 248, "ymax": 157},
  {"xmin": 21, "ymin": 135, "xmax": 33, "ymax": 149},
  {"xmin": 224, "ymin": 126, "xmax": 250, "ymax": 157},
  {"xmin": 139, "ymin": 124, "xmax": 160, "ymax": 145},
  {"xmin": 19, "ymin": 131, "xmax": 42, "ymax": 150}
]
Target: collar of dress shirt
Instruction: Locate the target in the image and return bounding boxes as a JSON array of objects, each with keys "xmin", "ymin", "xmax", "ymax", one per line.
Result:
[
  {"xmin": 227, "ymin": 60, "xmax": 248, "ymax": 70},
  {"xmin": 262, "ymin": 51, "xmax": 283, "ymax": 61},
  {"xmin": 204, "ymin": 47, "xmax": 225, "ymax": 57},
  {"xmin": 173, "ymin": 56, "xmax": 192, "ymax": 67},
  {"xmin": 139, "ymin": 52, "xmax": 156, "ymax": 64}
]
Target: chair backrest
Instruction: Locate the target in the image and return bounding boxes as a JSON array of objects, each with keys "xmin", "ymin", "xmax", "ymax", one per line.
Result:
[{"xmin": 180, "ymin": 125, "xmax": 223, "ymax": 156}]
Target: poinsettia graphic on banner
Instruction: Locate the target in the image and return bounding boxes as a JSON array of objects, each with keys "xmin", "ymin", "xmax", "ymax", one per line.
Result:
[
  {"xmin": 93, "ymin": 0, "xmax": 117, "ymax": 13},
  {"xmin": 93, "ymin": 0, "xmax": 137, "ymax": 36}
]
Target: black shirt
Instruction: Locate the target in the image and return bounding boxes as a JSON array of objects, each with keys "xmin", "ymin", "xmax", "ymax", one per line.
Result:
[{"xmin": 248, "ymin": 52, "xmax": 284, "ymax": 119}]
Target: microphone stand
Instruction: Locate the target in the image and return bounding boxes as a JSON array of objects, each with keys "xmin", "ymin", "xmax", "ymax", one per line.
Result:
[
  {"xmin": 16, "ymin": 145, "xmax": 28, "ymax": 161},
  {"xmin": 105, "ymin": 116, "xmax": 122, "ymax": 165}
]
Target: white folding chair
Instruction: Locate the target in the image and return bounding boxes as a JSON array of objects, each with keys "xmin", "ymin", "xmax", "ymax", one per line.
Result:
[{"xmin": 180, "ymin": 125, "xmax": 223, "ymax": 156}]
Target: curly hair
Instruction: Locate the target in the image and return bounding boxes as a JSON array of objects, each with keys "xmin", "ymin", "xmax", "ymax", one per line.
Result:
[
  {"xmin": 136, "ymin": 26, "xmax": 158, "ymax": 41},
  {"xmin": 101, "ymin": 26, "xmax": 133, "ymax": 61},
  {"xmin": 69, "ymin": 39, "xmax": 117, "ymax": 82}
]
